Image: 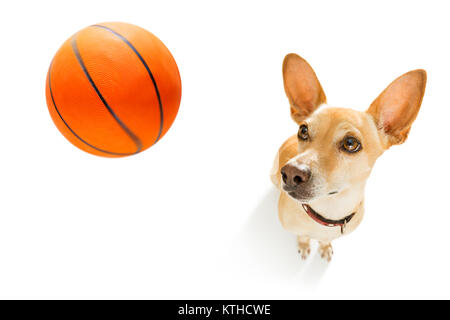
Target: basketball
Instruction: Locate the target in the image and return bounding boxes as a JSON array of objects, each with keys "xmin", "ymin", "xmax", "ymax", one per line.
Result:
[{"xmin": 45, "ymin": 22, "xmax": 182, "ymax": 157}]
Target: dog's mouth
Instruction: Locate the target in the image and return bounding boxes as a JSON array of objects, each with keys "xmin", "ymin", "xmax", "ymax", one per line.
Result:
[
  {"xmin": 282, "ymin": 183, "xmax": 313, "ymax": 201},
  {"xmin": 286, "ymin": 190, "xmax": 312, "ymax": 202},
  {"xmin": 284, "ymin": 185, "xmax": 340, "ymax": 203},
  {"xmin": 301, "ymin": 204, "xmax": 355, "ymax": 228}
]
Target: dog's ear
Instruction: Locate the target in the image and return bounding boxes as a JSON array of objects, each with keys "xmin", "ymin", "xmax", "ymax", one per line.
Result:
[
  {"xmin": 367, "ymin": 69, "xmax": 427, "ymax": 146},
  {"xmin": 282, "ymin": 53, "xmax": 326, "ymax": 124}
]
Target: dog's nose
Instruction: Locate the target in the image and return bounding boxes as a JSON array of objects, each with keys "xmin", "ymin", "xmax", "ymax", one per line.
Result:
[{"xmin": 281, "ymin": 164, "xmax": 311, "ymax": 187}]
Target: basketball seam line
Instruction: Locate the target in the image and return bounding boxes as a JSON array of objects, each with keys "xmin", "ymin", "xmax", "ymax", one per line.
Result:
[
  {"xmin": 48, "ymin": 61, "xmax": 135, "ymax": 156},
  {"xmin": 92, "ymin": 24, "xmax": 164, "ymax": 145},
  {"xmin": 71, "ymin": 34, "xmax": 143, "ymax": 154}
]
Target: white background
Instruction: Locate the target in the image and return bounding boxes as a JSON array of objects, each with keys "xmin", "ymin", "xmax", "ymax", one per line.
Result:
[{"xmin": 0, "ymin": 0, "xmax": 448, "ymax": 299}]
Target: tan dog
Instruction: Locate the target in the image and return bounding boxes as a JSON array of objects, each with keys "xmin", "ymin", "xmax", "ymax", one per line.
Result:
[{"xmin": 271, "ymin": 54, "xmax": 426, "ymax": 261}]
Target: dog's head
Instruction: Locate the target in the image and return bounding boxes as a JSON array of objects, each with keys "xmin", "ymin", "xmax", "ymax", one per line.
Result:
[{"xmin": 280, "ymin": 54, "xmax": 426, "ymax": 203}]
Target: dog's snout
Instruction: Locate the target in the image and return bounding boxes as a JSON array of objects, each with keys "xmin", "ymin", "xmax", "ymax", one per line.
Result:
[{"xmin": 281, "ymin": 164, "xmax": 311, "ymax": 187}]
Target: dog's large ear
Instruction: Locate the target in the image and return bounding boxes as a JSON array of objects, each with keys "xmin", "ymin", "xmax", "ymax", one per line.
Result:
[
  {"xmin": 282, "ymin": 53, "xmax": 326, "ymax": 124},
  {"xmin": 367, "ymin": 69, "xmax": 427, "ymax": 146}
]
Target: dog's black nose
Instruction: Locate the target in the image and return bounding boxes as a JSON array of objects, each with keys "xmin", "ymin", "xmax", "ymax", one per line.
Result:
[{"xmin": 281, "ymin": 164, "xmax": 311, "ymax": 187}]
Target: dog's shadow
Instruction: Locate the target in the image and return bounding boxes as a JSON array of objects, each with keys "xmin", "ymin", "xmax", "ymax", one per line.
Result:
[{"xmin": 231, "ymin": 187, "xmax": 329, "ymax": 289}]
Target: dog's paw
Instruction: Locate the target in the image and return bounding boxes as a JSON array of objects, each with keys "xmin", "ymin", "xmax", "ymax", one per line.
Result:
[
  {"xmin": 298, "ymin": 245, "xmax": 311, "ymax": 260},
  {"xmin": 297, "ymin": 237, "xmax": 311, "ymax": 260},
  {"xmin": 319, "ymin": 242, "xmax": 333, "ymax": 262}
]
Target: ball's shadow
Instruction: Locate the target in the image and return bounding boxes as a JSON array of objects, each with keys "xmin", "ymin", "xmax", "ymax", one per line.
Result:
[{"xmin": 233, "ymin": 187, "xmax": 329, "ymax": 288}]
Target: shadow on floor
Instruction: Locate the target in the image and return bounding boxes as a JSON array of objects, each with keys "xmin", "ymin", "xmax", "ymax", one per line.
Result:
[{"xmin": 231, "ymin": 187, "xmax": 329, "ymax": 289}]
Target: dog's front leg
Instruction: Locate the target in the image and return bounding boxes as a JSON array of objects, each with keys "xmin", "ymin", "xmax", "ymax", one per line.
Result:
[
  {"xmin": 319, "ymin": 241, "xmax": 333, "ymax": 262},
  {"xmin": 297, "ymin": 236, "xmax": 311, "ymax": 259}
]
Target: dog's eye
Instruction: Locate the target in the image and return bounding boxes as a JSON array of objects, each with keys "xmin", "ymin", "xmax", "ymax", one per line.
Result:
[
  {"xmin": 298, "ymin": 125, "xmax": 309, "ymax": 141},
  {"xmin": 341, "ymin": 136, "xmax": 361, "ymax": 153}
]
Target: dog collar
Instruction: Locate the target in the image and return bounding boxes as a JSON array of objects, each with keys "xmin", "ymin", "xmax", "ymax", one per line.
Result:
[{"xmin": 301, "ymin": 203, "xmax": 356, "ymax": 235}]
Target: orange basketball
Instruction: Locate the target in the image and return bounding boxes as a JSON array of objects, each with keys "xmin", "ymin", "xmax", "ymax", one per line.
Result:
[{"xmin": 46, "ymin": 22, "xmax": 182, "ymax": 157}]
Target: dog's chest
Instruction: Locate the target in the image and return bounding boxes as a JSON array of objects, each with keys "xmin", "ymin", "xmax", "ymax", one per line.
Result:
[{"xmin": 278, "ymin": 192, "xmax": 364, "ymax": 241}]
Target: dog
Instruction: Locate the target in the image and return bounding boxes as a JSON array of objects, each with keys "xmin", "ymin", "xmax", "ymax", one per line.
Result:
[{"xmin": 270, "ymin": 54, "xmax": 426, "ymax": 261}]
